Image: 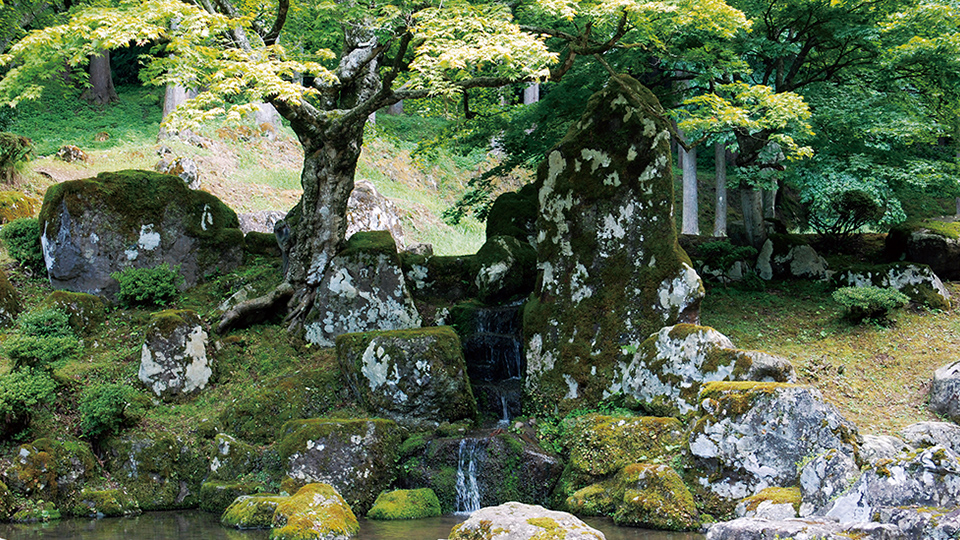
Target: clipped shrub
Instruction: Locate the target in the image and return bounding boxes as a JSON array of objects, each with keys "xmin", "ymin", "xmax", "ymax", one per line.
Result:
[
  {"xmin": 0, "ymin": 217, "xmax": 45, "ymax": 275},
  {"xmin": 0, "ymin": 367, "xmax": 57, "ymax": 436},
  {"xmin": 695, "ymin": 241, "xmax": 758, "ymax": 275},
  {"xmin": 111, "ymin": 263, "xmax": 184, "ymax": 307},
  {"xmin": 4, "ymin": 307, "xmax": 81, "ymax": 369},
  {"xmin": 832, "ymin": 286, "xmax": 909, "ymax": 322},
  {"xmin": 78, "ymin": 383, "xmax": 150, "ymax": 439}
]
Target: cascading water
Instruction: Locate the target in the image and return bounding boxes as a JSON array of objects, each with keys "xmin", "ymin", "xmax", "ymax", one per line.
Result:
[
  {"xmin": 455, "ymin": 438, "xmax": 482, "ymax": 514},
  {"xmin": 497, "ymin": 395, "xmax": 510, "ymax": 428},
  {"xmin": 461, "ymin": 301, "xmax": 526, "ymax": 425}
]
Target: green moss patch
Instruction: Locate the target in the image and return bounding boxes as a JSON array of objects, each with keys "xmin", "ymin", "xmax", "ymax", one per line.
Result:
[
  {"xmin": 221, "ymin": 493, "xmax": 286, "ymax": 529},
  {"xmin": 272, "ymin": 483, "xmax": 360, "ymax": 540},
  {"xmin": 39, "ymin": 291, "xmax": 106, "ymax": 335},
  {"xmin": 739, "ymin": 486, "xmax": 801, "ymax": 514},
  {"xmin": 367, "ymin": 488, "xmax": 442, "ymax": 520},
  {"xmin": 0, "ymin": 191, "xmax": 40, "ymax": 224}
]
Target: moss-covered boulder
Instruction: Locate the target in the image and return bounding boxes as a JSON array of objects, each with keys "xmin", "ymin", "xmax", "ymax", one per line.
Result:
[
  {"xmin": 523, "ymin": 75, "xmax": 704, "ymax": 415},
  {"xmin": 366, "ymin": 488, "xmax": 441, "ymax": 520},
  {"xmin": 139, "ymin": 310, "xmax": 214, "ymax": 401},
  {"xmin": 244, "ymin": 231, "xmax": 282, "ymax": 257},
  {"xmin": 472, "ymin": 235, "xmax": 537, "ymax": 304},
  {"xmin": 688, "ymin": 382, "xmax": 861, "ymax": 514},
  {"xmin": 345, "ymin": 180, "xmax": 406, "ymax": 249},
  {"xmin": 208, "ymin": 433, "xmax": 265, "ymax": 481},
  {"xmin": 199, "ymin": 481, "xmax": 267, "ymax": 514},
  {"xmin": 449, "ymin": 502, "xmax": 604, "ymax": 540},
  {"xmin": 485, "ymin": 182, "xmax": 539, "ymax": 244},
  {"xmin": 100, "ymin": 434, "xmax": 207, "ymax": 511},
  {"xmin": 612, "ymin": 464, "xmax": 699, "ymax": 530},
  {"xmin": 272, "ymin": 483, "xmax": 359, "ymax": 540},
  {"xmin": 608, "ymin": 324, "xmax": 796, "ymax": 417},
  {"xmin": 398, "ymin": 432, "xmax": 562, "ymax": 514},
  {"xmin": 734, "ymin": 487, "xmax": 801, "ymax": 520},
  {"xmin": 66, "ymin": 488, "xmax": 140, "ymax": 518},
  {"xmin": 336, "ymin": 326, "xmax": 476, "ymax": 424},
  {"xmin": 399, "ymin": 254, "xmax": 476, "ymax": 326},
  {"xmin": 222, "ymin": 493, "xmax": 287, "ymax": 529},
  {"xmin": 756, "ymin": 234, "xmax": 828, "ymax": 280},
  {"xmin": 2, "ymin": 438, "xmax": 97, "ymax": 503},
  {"xmin": 38, "ymin": 291, "xmax": 106, "ymax": 335},
  {"xmin": 0, "ymin": 267, "xmax": 21, "ymax": 326},
  {"xmin": 0, "ymin": 191, "xmax": 40, "ymax": 223},
  {"xmin": 11, "ymin": 499, "xmax": 61, "ymax": 522},
  {"xmin": 886, "ymin": 219, "xmax": 960, "ymax": 280},
  {"xmin": 278, "ymin": 418, "xmax": 401, "ymax": 514},
  {"xmin": 38, "ymin": 169, "xmax": 243, "ymax": 298},
  {"xmin": 834, "ymin": 262, "xmax": 950, "ymax": 310},
  {"xmin": 302, "ymin": 231, "xmax": 421, "ymax": 346},
  {"xmin": 0, "ymin": 480, "xmax": 16, "ymax": 520}
]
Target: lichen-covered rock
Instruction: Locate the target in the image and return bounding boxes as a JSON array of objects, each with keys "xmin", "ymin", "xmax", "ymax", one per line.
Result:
[
  {"xmin": 398, "ymin": 433, "xmax": 562, "ymax": 514},
  {"xmin": 449, "ymin": 502, "xmax": 605, "ymax": 540},
  {"xmin": 876, "ymin": 506, "xmax": 960, "ymax": 539},
  {"xmin": 155, "ymin": 156, "xmax": 201, "ymax": 190},
  {"xmin": 366, "ymin": 488, "xmax": 441, "ymax": 520},
  {"xmin": 473, "ymin": 235, "xmax": 537, "ymax": 304},
  {"xmin": 901, "ymin": 422, "xmax": 960, "ymax": 455},
  {"xmin": 101, "ymin": 434, "xmax": 207, "ymax": 510},
  {"xmin": 0, "ymin": 191, "xmax": 40, "ymax": 223},
  {"xmin": 798, "ymin": 448, "xmax": 860, "ymax": 517},
  {"xmin": 689, "ymin": 382, "xmax": 860, "ymax": 513},
  {"xmin": 485, "ymin": 182, "xmax": 539, "ymax": 245},
  {"xmin": 139, "ymin": 310, "xmax": 214, "ymax": 400},
  {"xmin": 272, "ymin": 483, "xmax": 359, "ymax": 540},
  {"xmin": 401, "ymin": 255, "xmax": 475, "ymax": 305},
  {"xmin": 2, "ymin": 438, "xmax": 97, "ymax": 503},
  {"xmin": 756, "ymin": 234, "xmax": 828, "ymax": 280},
  {"xmin": 523, "ymin": 75, "xmax": 704, "ymax": 415},
  {"xmin": 238, "ymin": 210, "xmax": 286, "ymax": 234},
  {"xmin": 835, "ymin": 263, "xmax": 950, "ymax": 310},
  {"xmin": 345, "ymin": 180, "xmax": 405, "ymax": 249},
  {"xmin": 825, "ymin": 446, "xmax": 960, "ymax": 523},
  {"xmin": 610, "ymin": 464, "xmax": 699, "ymax": 530},
  {"xmin": 886, "ymin": 220, "xmax": 960, "ymax": 280},
  {"xmin": 930, "ymin": 364, "xmax": 960, "ymax": 424},
  {"xmin": 222, "ymin": 493, "xmax": 286, "ymax": 529},
  {"xmin": 38, "ymin": 169, "xmax": 243, "ymax": 298},
  {"xmin": 608, "ymin": 324, "xmax": 795, "ymax": 417},
  {"xmin": 55, "ymin": 145, "xmax": 87, "ymax": 162},
  {"xmin": 208, "ymin": 433, "xmax": 263, "ymax": 481},
  {"xmin": 66, "ymin": 488, "xmax": 140, "ymax": 518},
  {"xmin": 38, "ymin": 291, "xmax": 105, "ymax": 335},
  {"xmin": 706, "ymin": 517, "xmax": 900, "ymax": 540},
  {"xmin": 336, "ymin": 326, "xmax": 476, "ymax": 423},
  {"xmin": 0, "ymin": 267, "xmax": 21, "ymax": 326},
  {"xmin": 734, "ymin": 487, "xmax": 800, "ymax": 520},
  {"xmin": 859, "ymin": 434, "xmax": 911, "ymax": 465},
  {"xmin": 0, "ymin": 480, "xmax": 17, "ymax": 520},
  {"xmin": 278, "ymin": 418, "xmax": 401, "ymax": 514},
  {"xmin": 199, "ymin": 481, "xmax": 266, "ymax": 514},
  {"xmin": 302, "ymin": 231, "xmax": 421, "ymax": 347}
]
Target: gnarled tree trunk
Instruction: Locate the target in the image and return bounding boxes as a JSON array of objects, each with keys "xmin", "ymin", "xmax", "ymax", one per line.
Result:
[
  {"xmin": 80, "ymin": 51, "xmax": 118, "ymax": 105},
  {"xmin": 713, "ymin": 141, "xmax": 727, "ymax": 237}
]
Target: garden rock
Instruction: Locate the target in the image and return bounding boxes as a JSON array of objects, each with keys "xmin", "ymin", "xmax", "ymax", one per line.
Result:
[
  {"xmin": 67, "ymin": 488, "xmax": 140, "ymax": 517},
  {"xmin": 199, "ymin": 481, "xmax": 266, "ymax": 514},
  {"xmin": 155, "ymin": 156, "xmax": 201, "ymax": 190},
  {"xmin": 930, "ymin": 364, "xmax": 960, "ymax": 424},
  {"xmin": 900, "ymin": 422, "xmax": 960, "ymax": 455},
  {"xmin": 39, "ymin": 170, "xmax": 243, "ymax": 298},
  {"xmin": 524, "ymin": 74, "xmax": 704, "ymax": 414},
  {"xmin": 271, "ymin": 484, "xmax": 359, "ymax": 540},
  {"xmin": 55, "ymin": 145, "xmax": 88, "ymax": 163},
  {"xmin": 101, "ymin": 434, "xmax": 207, "ymax": 510},
  {"xmin": 366, "ymin": 488, "xmax": 442, "ymax": 520},
  {"xmin": 449, "ymin": 502, "xmax": 604, "ymax": 540},
  {"xmin": 689, "ymin": 382, "xmax": 860, "ymax": 513},
  {"xmin": 221, "ymin": 493, "xmax": 287, "ymax": 529},
  {"xmin": 0, "ymin": 191, "xmax": 40, "ymax": 223},
  {"xmin": 302, "ymin": 231, "xmax": 421, "ymax": 347},
  {"xmin": 485, "ymin": 182, "xmax": 539, "ymax": 245},
  {"xmin": 825, "ymin": 445, "xmax": 960, "ymax": 523},
  {"xmin": 835, "ymin": 263, "xmax": 950, "ymax": 310},
  {"xmin": 278, "ymin": 418, "xmax": 401, "ymax": 514},
  {"xmin": 876, "ymin": 506, "xmax": 960, "ymax": 539},
  {"xmin": 237, "ymin": 210, "xmax": 285, "ymax": 234},
  {"xmin": 345, "ymin": 179, "xmax": 405, "ymax": 249},
  {"xmin": 734, "ymin": 487, "xmax": 800, "ymax": 520},
  {"xmin": 756, "ymin": 235, "xmax": 828, "ymax": 280},
  {"xmin": 859, "ymin": 434, "xmax": 911, "ymax": 465},
  {"xmin": 473, "ymin": 235, "xmax": 537, "ymax": 303},
  {"xmin": 2, "ymin": 438, "xmax": 97, "ymax": 503},
  {"xmin": 336, "ymin": 326, "xmax": 476, "ymax": 423},
  {"xmin": 706, "ymin": 517, "xmax": 900, "ymax": 540},
  {"xmin": 38, "ymin": 291, "xmax": 105, "ymax": 335},
  {"xmin": 0, "ymin": 268, "xmax": 21, "ymax": 326},
  {"xmin": 208, "ymin": 433, "xmax": 262, "ymax": 481},
  {"xmin": 139, "ymin": 310, "xmax": 214, "ymax": 401},
  {"xmin": 608, "ymin": 324, "xmax": 795, "ymax": 416},
  {"xmin": 798, "ymin": 448, "xmax": 860, "ymax": 517},
  {"xmin": 886, "ymin": 222, "xmax": 960, "ymax": 281}
]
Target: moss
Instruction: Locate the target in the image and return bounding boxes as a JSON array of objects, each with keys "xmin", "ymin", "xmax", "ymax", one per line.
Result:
[
  {"xmin": 449, "ymin": 519, "xmax": 494, "ymax": 540},
  {"xmin": 0, "ymin": 267, "xmax": 21, "ymax": 326},
  {"xmin": 146, "ymin": 309, "xmax": 201, "ymax": 336},
  {"xmin": 272, "ymin": 483, "xmax": 360, "ymax": 540},
  {"xmin": 699, "ymin": 381, "xmax": 797, "ymax": 417},
  {"xmin": 66, "ymin": 488, "xmax": 140, "ymax": 518},
  {"xmin": 38, "ymin": 291, "xmax": 106, "ymax": 335},
  {"xmin": 100, "ymin": 434, "xmax": 207, "ymax": 511},
  {"xmin": 903, "ymin": 219, "xmax": 960, "ymax": 240},
  {"xmin": 486, "ymin": 183, "xmax": 539, "ymax": 240},
  {"xmin": 471, "ymin": 235, "xmax": 537, "ymax": 303},
  {"xmin": 740, "ymin": 486, "xmax": 801, "ymax": 514},
  {"xmin": 367, "ymin": 488, "xmax": 442, "ymax": 520},
  {"xmin": 0, "ymin": 191, "xmax": 40, "ymax": 223},
  {"xmin": 278, "ymin": 417, "xmax": 399, "ymax": 461},
  {"xmin": 221, "ymin": 493, "xmax": 286, "ymax": 529},
  {"xmin": 566, "ymin": 483, "xmax": 615, "ymax": 516},
  {"xmin": 11, "ymin": 499, "xmax": 61, "ymax": 522},
  {"xmin": 339, "ymin": 230, "xmax": 398, "ymax": 259},
  {"xmin": 5, "ymin": 438, "xmax": 97, "ymax": 503},
  {"xmin": 0, "ymin": 480, "xmax": 15, "ymax": 521},
  {"xmin": 199, "ymin": 481, "xmax": 267, "ymax": 514},
  {"xmin": 612, "ymin": 463, "xmax": 699, "ymax": 531},
  {"xmin": 244, "ymin": 231, "xmax": 281, "ymax": 257},
  {"xmin": 567, "ymin": 415, "xmax": 683, "ymax": 477}
]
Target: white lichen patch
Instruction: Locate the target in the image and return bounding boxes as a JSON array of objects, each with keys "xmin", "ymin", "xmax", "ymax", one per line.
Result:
[
  {"xmin": 642, "ymin": 118, "xmax": 657, "ymax": 137},
  {"xmin": 361, "ymin": 342, "xmax": 391, "ymax": 391},
  {"xmin": 604, "ymin": 172, "xmax": 621, "ymax": 187},
  {"xmin": 563, "ymin": 374, "xmax": 579, "ymax": 400},
  {"xmin": 570, "ymin": 263, "xmax": 593, "ymax": 304},
  {"xmin": 138, "ymin": 224, "xmax": 161, "ymax": 251},
  {"xmin": 407, "ymin": 264, "xmax": 429, "ymax": 291},
  {"xmin": 655, "ymin": 263, "xmax": 704, "ymax": 321},
  {"xmin": 200, "ymin": 204, "xmax": 214, "ymax": 231},
  {"xmin": 525, "ymin": 333, "xmax": 557, "ymax": 389},
  {"xmin": 580, "ymin": 148, "xmax": 612, "ymax": 173},
  {"xmin": 627, "ymin": 145, "xmax": 639, "ymax": 161}
]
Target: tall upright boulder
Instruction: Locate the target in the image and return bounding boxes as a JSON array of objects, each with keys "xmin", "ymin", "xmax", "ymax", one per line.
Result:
[{"xmin": 524, "ymin": 75, "xmax": 704, "ymax": 414}]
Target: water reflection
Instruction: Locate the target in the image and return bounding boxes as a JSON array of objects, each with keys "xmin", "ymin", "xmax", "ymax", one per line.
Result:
[{"xmin": 0, "ymin": 511, "xmax": 705, "ymax": 540}]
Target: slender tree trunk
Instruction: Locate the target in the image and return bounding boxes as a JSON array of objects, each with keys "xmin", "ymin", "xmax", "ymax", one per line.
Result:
[
  {"xmin": 680, "ymin": 140, "xmax": 699, "ymax": 235},
  {"xmin": 762, "ymin": 188, "xmax": 777, "ymax": 220},
  {"xmin": 523, "ymin": 83, "xmax": 540, "ymax": 104},
  {"xmin": 741, "ymin": 187, "xmax": 765, "ymax": 248},
  {"xmin": 162, "ymin": 84, "xmax": 188, "ymax": 119},
  {"xmin": 80, "ymin": 51, "xmax": 118, "ymax": 105},
  {"xmin": 713, "ymin": 141, "xmax": 727, "ymax": 237}
]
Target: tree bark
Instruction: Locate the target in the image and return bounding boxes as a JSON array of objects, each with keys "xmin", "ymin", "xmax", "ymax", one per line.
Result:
[
  {"xmin": 713, "ymin": 141, "xmax": 727, "ymax": 237},
  {"xmin": 80, "ymin": 51, "xmax": 118, "ymax": 105},
  {"xmin": 523, "ymin": 83, "xmax": 540, "ymax": 104},
  {"xmin": 680, "ymin": 139, "xmax": 699, "ymax": 235},
  {"xmin": 741, "ymin": 187, "xmax": 765, "ymax": 248},
  {"xmin": 762, "ymin": 188, "xmax": 777, "ymax": 220}
]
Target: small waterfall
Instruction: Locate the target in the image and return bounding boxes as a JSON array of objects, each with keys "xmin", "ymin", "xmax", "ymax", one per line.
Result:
[
  {"xmin": 462, "ymin": 301, "xmax": 525, "ymax": 382},
  {"xmin": 455, "ymin": 438, "xmax": 482, "ymax": 514},
  {"xmin": 498, "ymin": 395, "xmax": 510, "ymax": 427}
]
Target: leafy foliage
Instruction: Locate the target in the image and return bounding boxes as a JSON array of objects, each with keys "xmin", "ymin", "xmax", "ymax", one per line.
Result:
[
  {"xmin": 832, "ymin": 286, "xmax": 909, "ymax": 323},
  {"xmin": 112, "ymin": 263, "xmax": 184, "ymax": 307},
  {"xmin": 695, "ymin": 241, "xmax": 759, "ymax": 273},
  {"xmin": 4, "ymin": 307, "xmax": 81, "ymax": 369},
  {"xmin": 0, "ymin": 217, "xmax": 44, "ymax": 275},
  {"xmin": 0, "ymin": 131, "xmax": 32, "ymax": 180},
  {"xmin": 0, "ymin": 367, "xmax": 57, "ymax": 424},
  {"xmin": 78, "ymin": 383, "xmax": 149, "ymax": 439}
]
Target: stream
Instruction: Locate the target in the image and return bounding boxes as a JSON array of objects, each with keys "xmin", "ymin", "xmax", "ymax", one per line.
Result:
[{"xmin": 0, "ymin": 510, "xmax": 706, "ymax": 540}]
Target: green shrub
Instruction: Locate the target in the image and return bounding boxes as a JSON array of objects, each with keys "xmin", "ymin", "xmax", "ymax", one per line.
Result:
[
  {"xmin": 695, "ymin": 241, "xmax": 759, "ymax": 273},
  {"xmin": 78, "ymin": 383, "xmax": 150, "ymax": 439},
  {"xmin": 0, "ymin": 217, "xmax": 45, "ymax": 275},
  {"xmin": 4, "ymin": 307, "xmax": 81, "ymax": 369},
  {"xmin": 832, "ymin": 286, "xmax": 909, "ymax": 322},
  {"xmin": 112, "ymin": 263, "xmax": 184, "ymax": 307},
  {"xmin": 17, "ymin": 307, "xmax": 73, "ymax": 337},
  {"xmin": 0, "ymin": 367, "xmax": 57, "ymax": 434},
  {"xmin": 0, "ymin": 132, "xmax": 33, "ymax": 182}
]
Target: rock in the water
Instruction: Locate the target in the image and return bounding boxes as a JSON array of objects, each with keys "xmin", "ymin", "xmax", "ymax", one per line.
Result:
[
  {"xmin": 706, "ymin": 517, "xmax": 899, "ymax": 540},
  {"xmin": 798, "ymin": 448, "xmax": 860, "ymax": 517},
  {"xmin": 473, "ymin": 235, "xmax": 537, "ymax": 304},
  {"xmin": 756, "ymin": 234, "xmax": 828, "ymax": 280},
  {"xmin": 524, "ymin": 75, "xmax": 704, "ymax": 415},
  {"xmin": 336, "ymin": 326, "xmax": 476, "ymax": 423},
  {"xmin": 2, "ymin": 438, "xmax": 97, "ymax": 503},
  {"xmin": 0, "ymin": 268, "xmax": 21, "ymax": 326},
  {"xmin": 689, "ymin": 382, "xmax": 860, "ymax": 512},
  {"xmin": 101, "ymin": 434, "xmax": 207, "ymax": 511},
  {"xmin": 38, "ymin": 291, "xmax": 105, "ymax": 335},
  {"xmin": 611, "ymin": 464, "xmax": 699, "ymax": 530},
  {"xmin": 835, "ymin": 262, "xmax": 950, "ymax": 310},
  {"xmin": 207, "ymin": 433, "xmax": 263, "ymax": 481},
  {"xmin": 222, "ymin": 493, "xmax": 287, "ymax": 529},
  {"xmin": 900, "ymin": 422, "xmax": 960, "ymax": 456},
  {"xmin": 608, "ymin": 324, "xmax": 795, "ymax": 416},
  {"xmin": 199, "ymin": 481, "xmax": 266, "ymax": 514},
  {"xmin": 859, "ymin": 434, "xmax": 911, "ymax": 465},
  {"xmin": 345, "ymin": 179, "xmax": 405, "ymax": 249},
  {"xmin": 139, "ymin": 310, "xmax": 213, "ymax": 401},
  {"xmin": 449, "ymin": 502, "xmax": 605, "ymax": 540},
  {"xmin": 303, "ymin": 231, "xmax": 421, "ymax": 347},
  {"xmin": 826, "ymin": 446, "xmax": 960, "ymax": 523},
  {"xmin": 278, "ymin": 418, "xmax": 401, "ymax": 514},
  {"xmin": 272, "ymin": 483, "xmax": 359, "ymax": 540},
  {"xmin": 366, "ymin": 488, "xmax": 442, "ymax": 520},
  {"xmin": 734, "ymin": 487, "xmax": 800, "ymax": 520},
  {"xmin": 930, "ymin": 364, "xmax": 960, "ymax": 424},
  {"xmin": 67, "ymin": 488, "xmax": 140, "ymax": 518},
  {"xmin": 155, "ymin": 156, "xmax": 201, "ymax": 190},
  {"xmin": 39, "ymin": 170, "xmax": 243, "ymax": 298}
]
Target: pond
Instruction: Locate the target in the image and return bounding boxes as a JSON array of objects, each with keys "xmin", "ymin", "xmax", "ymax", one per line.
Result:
[{"xmin": 0, "ymin": 511, "xmax": 706, "ymax": 540}]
